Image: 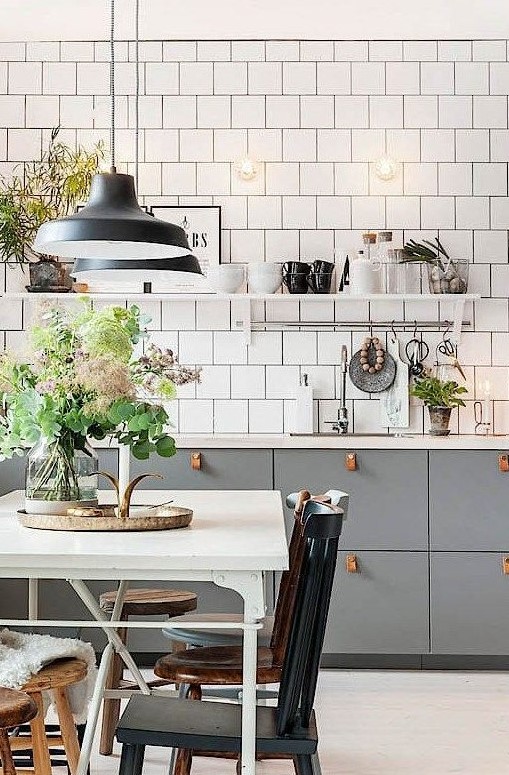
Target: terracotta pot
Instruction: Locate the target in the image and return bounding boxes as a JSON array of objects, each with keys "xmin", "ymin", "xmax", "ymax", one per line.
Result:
[{"xmin": 428, "ymin": 406, "xmax": 452, "ymax": 436}]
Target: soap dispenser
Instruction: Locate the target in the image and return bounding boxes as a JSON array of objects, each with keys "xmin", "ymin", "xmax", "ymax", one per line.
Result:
[{"xmin": 292, "ymin": 373, "xmax": 314, "ymax": 434}]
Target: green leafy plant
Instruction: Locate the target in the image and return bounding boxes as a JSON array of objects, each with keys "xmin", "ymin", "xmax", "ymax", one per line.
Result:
[
  {"xmin": 0, "ymin": 127, "xmax": 104, "ymax": 265},
  {"xmin": 0, "ymin": 303, "xmax": 201, "ymax": 500},
  {"xmin": 410, "ymin": 375, "xmax": 467, "ymax": 408},
  {"xmin": 400, "ymin": 237, "xmax": 451, "ymax": 271}
]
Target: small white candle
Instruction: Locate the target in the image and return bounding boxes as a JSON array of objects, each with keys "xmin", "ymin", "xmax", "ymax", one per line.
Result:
[{"xmin": 118, "ymin": 444, "xmax": 131, "ymax": 503}]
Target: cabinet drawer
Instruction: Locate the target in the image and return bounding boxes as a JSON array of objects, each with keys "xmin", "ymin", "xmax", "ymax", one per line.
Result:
[
  {"xmin": 431, "ymin": 552, "xmax": 509, "ymax": 654},
  {"xmin": 274, "ymin": 450, "xmax": 428, "ymax": 550},
  {"xmin": 130, "ymin": 449, "xmax": 273, "ymax": 490},
  {"xmin": 430, "ymin": 451, "xmax": 509, "ymax": 550},
  {"xmin": 325, "ymin": 551, "xmax": 429, "ymax": 654}
]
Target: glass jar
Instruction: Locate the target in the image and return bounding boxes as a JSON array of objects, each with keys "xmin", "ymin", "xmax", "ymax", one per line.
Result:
[
  {"xmin": 25, "ymin": 436, "xmax": 99, "ymax": 515},
  {"xmin": 427, "ymin": 259, "xmax": 469, "ymax": 294}
]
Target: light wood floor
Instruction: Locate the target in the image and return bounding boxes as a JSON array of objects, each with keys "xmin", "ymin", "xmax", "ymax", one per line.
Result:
[{"xmin": 89, "ymin": 670, "xmax": 509, "ymax": 774}]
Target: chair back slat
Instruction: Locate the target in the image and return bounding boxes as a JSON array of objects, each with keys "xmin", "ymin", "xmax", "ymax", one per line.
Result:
[
  {"xmin": 270, "ymin": 489, "xmax": 348, "ymax": 664},
  {"xmin": 275, "ymin": 504, "xmax": 343, "ymax": 737}
]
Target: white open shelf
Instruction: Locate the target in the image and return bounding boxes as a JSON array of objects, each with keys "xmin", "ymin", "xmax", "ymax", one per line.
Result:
[
  {"xmin": 1, "ymin": 291, "xmax": 479, "ymax": 344},
  {"xmin": 0, "ymin": 292, "xmax": 481, "ymax": 302}
]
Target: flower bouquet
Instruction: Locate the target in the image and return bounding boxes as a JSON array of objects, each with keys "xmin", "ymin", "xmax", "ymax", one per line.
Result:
[{"xmin": 0, "ymin": 303, "xmax": 200, "ymax": 514}]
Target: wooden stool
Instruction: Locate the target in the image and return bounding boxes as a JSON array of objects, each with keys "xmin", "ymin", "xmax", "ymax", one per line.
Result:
[
  {"xmin": 8, "ymin": 658, "xmax": 87, "ymax": 775},
  {"xmin": 98, "ymin": 588, "xmax": 198, "ymax": 756},
  {"xmin": 0, "ymin": 688, "xmax": 37, "ymax": 775}
]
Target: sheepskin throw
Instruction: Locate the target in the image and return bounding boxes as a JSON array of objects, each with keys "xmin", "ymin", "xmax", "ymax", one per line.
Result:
[{"xmin": 0, "ymin": 629, "xmax": 97, "ymax": 723}]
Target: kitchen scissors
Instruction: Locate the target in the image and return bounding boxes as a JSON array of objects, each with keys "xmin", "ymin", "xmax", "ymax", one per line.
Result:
[{"xmin": 405, "ymin": 323, "xmax": 429, "ymax": 377}]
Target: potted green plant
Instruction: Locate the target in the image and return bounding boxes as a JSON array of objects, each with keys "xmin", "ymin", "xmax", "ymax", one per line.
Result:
[
  {"xmin": 0, "ymin": 302, "xmax": 201, "ymax": 514},
  {"xmin": 410, "ymin": 375, "xmax": 468, "ymax": 436},
  {"xmin": 0, "ymin": 127, "xmax": 104, "ymax": 291},
  {"xmin": 401, "ymin": 237, "xmax": 469, "ymax": 294}
]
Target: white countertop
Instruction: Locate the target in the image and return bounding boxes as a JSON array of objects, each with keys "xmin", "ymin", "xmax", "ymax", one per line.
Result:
[{"xmin": 169, "ymin": 433, "xmax": 509, "ymax": 450}]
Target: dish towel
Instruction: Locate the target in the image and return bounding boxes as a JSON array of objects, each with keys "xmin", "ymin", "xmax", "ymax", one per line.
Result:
[{"xmin": 0, "ymin": 628, "xmax": 97, "ymax": 724}]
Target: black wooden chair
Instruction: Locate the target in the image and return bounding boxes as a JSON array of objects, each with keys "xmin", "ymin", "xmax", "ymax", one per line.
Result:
[{"xmin": 115, "ymin": 500, "xmax": 344, "ymax": 775}]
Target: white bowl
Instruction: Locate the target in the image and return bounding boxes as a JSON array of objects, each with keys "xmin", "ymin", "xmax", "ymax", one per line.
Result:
[
  {"xmin": 207, "ymin": 265, "xmax": 245, "ymax": 293},
  {"xmin": 248, "ymin": 263, "xmax": 282, "ymax": 294}
]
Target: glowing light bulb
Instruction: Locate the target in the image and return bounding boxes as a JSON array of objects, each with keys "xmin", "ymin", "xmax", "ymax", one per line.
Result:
[
  {"xmin": 237, "ymin": 157, "xmax": 257, "ymax": 181},
  {"xmin": 374, "ymin": 154, "xmax": 397, "ymax": 181}
]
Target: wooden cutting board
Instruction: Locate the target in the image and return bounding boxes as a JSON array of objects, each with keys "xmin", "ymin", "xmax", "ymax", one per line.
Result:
[{"xmin": 380, "ymin": 335, "xmax": 410, "ymax": 428}]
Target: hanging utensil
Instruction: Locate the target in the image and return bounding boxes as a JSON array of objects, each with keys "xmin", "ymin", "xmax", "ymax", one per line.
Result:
[
  {"xmin": 405, "ymin": 324, "xmax": 430, "ymax": 377},
  {"xmin": 349, "ymin": 332, "xmax": 396, "ymax": 393},
  {"xmin": 380, "ymin": 323, "xmax": 410, "ymax": 428},
  {"xmin": 435, "ymin": 324, "xmax": 466, "ymax": 380}
]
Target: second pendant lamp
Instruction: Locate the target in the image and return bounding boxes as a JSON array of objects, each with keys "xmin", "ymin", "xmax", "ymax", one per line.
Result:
[{"xmin": 33, "ymin": 0, "xmax": 203, "ymax": 290}]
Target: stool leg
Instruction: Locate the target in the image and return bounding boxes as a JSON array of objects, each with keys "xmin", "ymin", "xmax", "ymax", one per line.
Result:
[
  {"xmin": 0, "ymin": 729, "xmax": 16, "ymax": 775},
  {"xmin": 53, "ymin": 687, "xmax": 81, "ymax": 775},
  {"xmin": 99, "ymin": 622, "xmax": 127, "ymax": 756},
  {"xmin": 27, "ymin": 692, "xmax": 52, "ymax": 775}
]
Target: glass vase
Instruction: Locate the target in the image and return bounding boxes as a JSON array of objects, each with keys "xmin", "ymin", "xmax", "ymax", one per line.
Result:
[{"xmin": 25, "ymin": 436, "xmax": 99, "ymax": 515}]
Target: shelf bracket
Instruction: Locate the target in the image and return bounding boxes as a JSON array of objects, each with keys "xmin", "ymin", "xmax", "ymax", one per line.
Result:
[{"xmin": 232, "ymin": 297, "xmax": 252, "ymax": 346}]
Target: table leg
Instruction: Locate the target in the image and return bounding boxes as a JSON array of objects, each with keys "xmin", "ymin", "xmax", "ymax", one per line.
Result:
[
  {"xmin": 28, "ymin": 579, "xmax": 39, "ymax": 620},
  {"xmin": 213, "ymin": 571, "xmax": 265, "ymax": 775},
  {"xmin": 77, "ymin": 640, "xmax": 114, "ymax": 775},
  {"xmin": 67, "ymin": 579, "xmax": 150, "ymax": 695},
  {"xmin": 241, "ymin": 617, "xmax": 258, "ymax": 775}
]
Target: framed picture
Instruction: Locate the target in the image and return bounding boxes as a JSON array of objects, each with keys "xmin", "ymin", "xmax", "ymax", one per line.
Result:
[{"xmin": 149, "ymin": 205, "xmax": 221, "ymax": 276}]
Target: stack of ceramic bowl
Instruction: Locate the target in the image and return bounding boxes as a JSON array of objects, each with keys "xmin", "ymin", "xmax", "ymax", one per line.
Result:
[
  {"xmin": 247, "ymin": 263, "xmax": 283, "ymax": 294},
  {"xmin": 206, "ymin": 265, "xmax": 245, "ymax": 293}
]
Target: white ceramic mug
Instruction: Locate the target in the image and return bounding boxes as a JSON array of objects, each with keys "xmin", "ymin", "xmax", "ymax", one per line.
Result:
[
  {"xmin": 207, "ymin": 265, "xmax": 245, "ymax": 293},
  {"xmin": 248, "ymin": 263, "xmax": 282, "ymax": 294}
]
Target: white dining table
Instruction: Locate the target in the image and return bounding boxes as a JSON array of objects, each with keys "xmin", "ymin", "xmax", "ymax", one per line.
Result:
[{"xmin": 0, "ymin": 489, "xmax": 288, "ymax": 775}]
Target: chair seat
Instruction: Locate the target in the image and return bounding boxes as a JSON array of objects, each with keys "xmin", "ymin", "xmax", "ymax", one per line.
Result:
[
  {"xmin": 155, "ymin": 645, "xmax": 281, "ymax": 686},
  {"xmin": 117, "ymin": 694, "xmax": 317, "ymax": 756},
  {"xmin": 21, "ymin": 658, "xmax": 88, "ymax": 693},
  {"xmin": 99, "ymin": 588, "xmax": 198, "ymax": 617},
  {"xmin": 162, "ymin": 613, "xmax": 274, "ymax": 648},
  {"xmin": 0, "ymin": 688, "xmax": 37, "ymax": 729}
]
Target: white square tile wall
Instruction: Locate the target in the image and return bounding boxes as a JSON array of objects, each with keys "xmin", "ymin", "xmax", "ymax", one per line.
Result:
[{"xmin": 1, "ymin": 37, "xmax": 509, "ymax": 433}]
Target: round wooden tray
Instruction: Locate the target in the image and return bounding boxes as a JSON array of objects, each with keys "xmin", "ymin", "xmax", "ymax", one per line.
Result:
[{"xmin": 17, "ymin": 506, "xmax": 193, "ymax": 532}]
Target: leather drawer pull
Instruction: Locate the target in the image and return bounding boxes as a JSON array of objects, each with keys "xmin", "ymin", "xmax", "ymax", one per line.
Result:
[
  {"xmin": 345, "ymin": 453, "xmax": 357, "ymax": 471},
  {"xmin": 346, "ymin": 554, "xmax": 359, "ymax": 573},
  {"xmin": 503, "ymin": 557, "xmax": 509, "ymax": 575},
  {"xmin": 190, "ymin": 452, "xmax": 202, "ymax": 471},
  {"xmin": 499, "ymin": 454, "xmax": 509, "ymax": 472}
]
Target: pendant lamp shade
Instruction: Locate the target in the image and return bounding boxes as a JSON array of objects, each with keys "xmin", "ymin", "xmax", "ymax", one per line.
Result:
[{"xmin": 33, "ymin": 172, "xmax": 201, "ymax": 265}]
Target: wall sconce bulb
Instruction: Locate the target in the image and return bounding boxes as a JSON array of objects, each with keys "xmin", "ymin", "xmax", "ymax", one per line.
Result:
[
  {"xmin": 237, "ymin": 157, "xmax": 258, "ymax": 181},
  {"xmin": 374, "ymin": 154, "xmax": 397, "ymax": 181}
]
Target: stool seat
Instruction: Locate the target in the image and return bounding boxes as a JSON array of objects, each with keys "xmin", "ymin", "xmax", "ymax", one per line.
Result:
[
  {"xmin": 0, "ymin": 688, "xmax": 37, "ymax": 729},
  {"xmin": 21, "ymin": 658, "xmax": 88, "ymax": 693},
  {"xmin": 155, "ymin": 645, "xmax": 281, "ymax": 686},
  {"xmin": 99, "ymin": 588, "xmax": 198, "ymax": 617},
  {"xmin": 163, "ymin": 613, "xmax": 274, "ymax": 648}
]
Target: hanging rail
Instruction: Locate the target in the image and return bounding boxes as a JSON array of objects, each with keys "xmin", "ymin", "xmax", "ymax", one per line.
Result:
[{"xmin": 249, "ymin": 319, "xmax": 471, "ymax": 330}]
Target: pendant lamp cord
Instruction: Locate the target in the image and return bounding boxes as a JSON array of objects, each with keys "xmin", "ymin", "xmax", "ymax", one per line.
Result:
[
  {"xmin": 109, "ymin": 0, "xmax": 116, "ymax": 172},
  {"xmin": 134, "ymin": 0, "xmax": 140, "ymax": 194}
]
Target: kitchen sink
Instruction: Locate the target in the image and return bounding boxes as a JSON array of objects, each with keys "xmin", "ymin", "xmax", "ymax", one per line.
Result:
[{"xmin": 290, "ymin": 432, "xmax": 415, "ymax": 438}]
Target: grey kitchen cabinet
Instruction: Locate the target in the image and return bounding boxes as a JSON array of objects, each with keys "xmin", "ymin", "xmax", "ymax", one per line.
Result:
[
  {"xmin": 130, "ymin": 449, "xmax": 273, "ymax": 491},
  {"xmin": 274, "ymin": 450, "xmax": 428, "ymax": 550},
  {"xmin": 429, "ymin": 451, "xmax": 509, "ymax": 551},
  {"xmin": 325, "ymin": 551, "xmax": 429, "ymax": 654},
  {"xmin": 430, "ymin": 552, "xmax": 509, "ymax": 654}
]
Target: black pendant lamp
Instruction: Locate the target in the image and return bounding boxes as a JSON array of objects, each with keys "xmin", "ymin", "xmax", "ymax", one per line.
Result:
[{"xmin": 33, "ymin": 0, "xmax": 202, "ymax": 277}]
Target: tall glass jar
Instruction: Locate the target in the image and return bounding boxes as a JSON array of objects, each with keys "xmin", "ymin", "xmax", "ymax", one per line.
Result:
[{"xmin": 25, "ymin": 435, "xmax": 99, "ymax": 515}]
